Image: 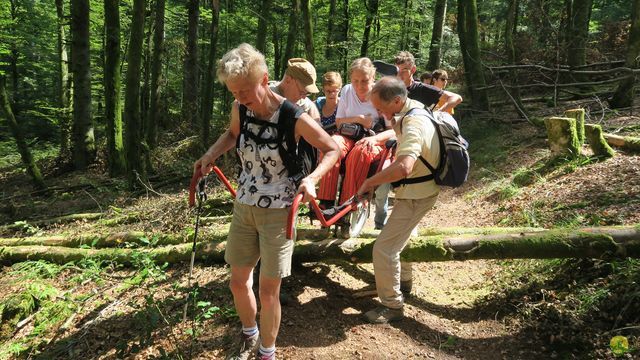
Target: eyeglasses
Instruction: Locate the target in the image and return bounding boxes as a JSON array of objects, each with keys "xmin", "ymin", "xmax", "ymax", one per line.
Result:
[{"xmin": 294, "ymin": 80, "xmax": 309, "ymax": 97}]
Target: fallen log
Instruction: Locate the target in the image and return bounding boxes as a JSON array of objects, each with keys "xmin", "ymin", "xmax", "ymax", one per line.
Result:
[
  {"xmin": 0, "ymin": 226, "xmax": 638, "ymax": 266},
  {"xmin": 603, "ymin": 133, "xmax": 640, "ymax": 153}
]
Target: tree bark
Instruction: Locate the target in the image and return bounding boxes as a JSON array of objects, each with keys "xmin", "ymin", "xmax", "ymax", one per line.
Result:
[
  {"xmin": 182, "ymin": 0, "xmax": 200, "ymax": 130},
  {"xmin": 427, "ymin": 0, "xmax": 447, "ymax": 71},
  {"xmin": 325, "ymin": 0, "xmax": 338, "ymax": 62},
  {"xmin": 610, "ymin": 0, "xmax": 640, "ymax": 109},
  {"xmin": 282, "ymin": 0, "xmax": 300, "ymax": 76},
  {"xmin": 603, "ymin": 133, "xmax": 640, "ymax": 153},
  {"xmin": 563, "ymin": 108, "xmax": 585, "ymax": 146},
  {"xmin": 200, "ymin": 0, "xmax": 220, "ymax": 147},
  {"xmin": 124, "ymin": 0, "xmax": 147, "ymax": 188},
  {"xmin": 255, "ymin": 0, "xmax": 272, "ymax": 54},
  {"xmin": 461, "ymin": 0, "xmax": 489, "ymax": 111},
  {"xmin": 503, "ymin": 0, "xmax": 527, "ymax": 119},
  {"xmin": 148, "ymin": 0, "xmax": 166, "ymax": 149},
  {"xmin": 300, "ymin": 0, "xmax": 315, "ymax": 64},
  {"xmin": 55, "ymin": 0, "xmax": 72, "ymax": 158},
  {"xmin": 1, "ymin": 227, "xmax": 638, "ymax": 266},
  {"xmin": 70, "ymin": 0, "xmax": 95, "ymax": 169},
  {"xmin": 104, "ymin": 0, "xmax": 126, "ymax": 176},
  {"xmin": 0, "ymin": 77, "xmax": 47, "ymax": 191},
  {"xmin": 360, "ymin": 0, "xmax": 379, "ymax": 57},
  {"xmin": 567, "ymin": 0, "xmax": 593, "ymax": 81}
]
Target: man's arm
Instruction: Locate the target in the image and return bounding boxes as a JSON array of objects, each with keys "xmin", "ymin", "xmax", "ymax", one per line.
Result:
[
  {"xmin": 436, "ymin": 90, "xmax": 463, "ymax": 113},
  {"xmin": 193, "ymin": 101, "xmax": 240, "ymax": 176},
  {"xmin": 357, "ymin": 155, "xmax": 416, "ymax": 196}
]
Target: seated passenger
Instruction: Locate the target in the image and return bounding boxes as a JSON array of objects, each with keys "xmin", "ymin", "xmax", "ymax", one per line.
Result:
[{"xmin": 315, "ymin": 71, "xmax": 342, "ymax": 132}]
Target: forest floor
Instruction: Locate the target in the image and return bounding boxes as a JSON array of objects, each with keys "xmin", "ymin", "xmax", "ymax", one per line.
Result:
[{"xmin": 0, "ymin": 102, "xmax": 639, "ymax": 359}]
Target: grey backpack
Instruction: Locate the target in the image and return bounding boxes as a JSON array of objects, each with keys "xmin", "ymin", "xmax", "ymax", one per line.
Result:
[{"xmin": 392, "ymin": 108, "xmax": 470, "ymax": 188}]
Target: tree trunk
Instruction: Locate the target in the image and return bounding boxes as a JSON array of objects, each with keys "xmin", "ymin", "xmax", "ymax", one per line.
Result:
[
  {"xmin": 141, "ymin": 4, "xmax": 153, "ymax": 170},
  {"xmin": 567, "ymin": 0, "xmax": 593, "ymax": 80},
  {"xmin": 459, "ymin": 0, "xmax": 489, "ymax": 111},
  {"xmin": 70, "ymin": 0, "xmax": 95, "ymax": 169},
  {"xmin": 610, "ymin": 0, "xmax": 640, "ymax": 109},
  {"xmin": 273, "ymin": 22, "xmax": 282, "ymax": 79},
  {"xmin": 584, "ymin": 124, "xmax": 615, "ymax": 158},
  {"xmin": 148, "ymin": 0, "xmax": 166, "ymax": 149},
  {"xmin": 360, "ymin": 0, "xmax": 379, "ymax": 57},
  {"xmin": 282, "ymin": 0, "xmax": 300, "ymax": 76},
  {"xmin": 603, "ymin": 133, "xmax": 640, "ymax": 153},
  {"xmin": 544, "ymin": 117, "xmax": 581, "ymax": 158},
  {"xmin": 325, "ymin": 0, "xmax": 337, "ymax": 62},
  {"xmin": 104, "ymin": 0, "xmax": 126, "ymax": 176},
  {"xmin": 182, "ymin": 0, "xmax": 200, "ymax": 130},
  {"xmin": 503, "ymin": 0, "xmax": 527, "ymax": 119},
  {"xmin": 0, "ymin": 77, "xmax": 47, "ymax": 191},
  {"xmin": 563, "ymin": 108, "xmax": 585, "ymax": 146},
  {"xmin": 300, "ymin": 0, "xmax": 315, "ymax": 64},
  {"xmin": 340, "ymin": 0, "xmax": 350, "ymax": 75},
  {"xmin": 427, "ymin": 0, "xmax": 447, "ymax": 71},
  {"xmin": 456, "ymin": 0, "xmax": 473, "ymax": 97},
  {"xmin": 124, "ymin": 0, "xmax": 147, "ymax": 188},
  {"xmin": 200, "ymin": 0, "xmax": 220, "ymax": 147},
  {"xmin": 9, "ymin": 0, "xmax": 19, "ymax": 104},
  {"xmin": 1, "ymin": 226, "xmax": 638, "ymax": 266},
  {"xmin": 255, "ymin": 0, "xmax": 272, "ymax": 54},
  {"xmin": 55, "ymin": 0, "xmax": 72, "ymax": 158}
]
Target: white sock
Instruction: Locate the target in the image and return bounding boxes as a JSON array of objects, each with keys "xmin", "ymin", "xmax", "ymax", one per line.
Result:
[
  {"xmin": 242, "ymin": 324, "xmax": 258, "ymax": 337},
  {"xmin": 259, "ymin": 344, "xmax": 276, "ymax": 356}
]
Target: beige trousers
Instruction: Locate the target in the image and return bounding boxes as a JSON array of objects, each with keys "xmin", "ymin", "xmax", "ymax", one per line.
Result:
[{"xmin": 373, "ymin": 194, "xmax": 438, "ymax": 309}]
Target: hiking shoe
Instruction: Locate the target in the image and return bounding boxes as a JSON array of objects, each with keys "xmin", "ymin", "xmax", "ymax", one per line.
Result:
[
  {"xmin": 226, "ymin": 332, "xmax": 259, "ymax": 360},
  {"xmin": 364, "ymin": 306, "xmax": 404, "ymax": 324},
  {"xmin": 255, "ymin": 352, "xmax": 276, "ymax": 360},
  {"xmin": 400, "ymin": 279, "xmax": 413, "ymax": 295}
]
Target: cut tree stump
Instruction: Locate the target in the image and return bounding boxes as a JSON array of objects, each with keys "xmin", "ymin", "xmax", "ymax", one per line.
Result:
[
  {"xmin": 584, "ymin": 124, "xmax": 616, "ymax": 158},
  {"xmin": 0, "ymin": 226, "xmax": 638, "ymax": 266},
  {"xmin": 563, "ymin": 108, "xmax": 586, "ymax": 146},
  {"xmin": 544, "ymin": 117, "xmax": 581, "ymax": 158}
]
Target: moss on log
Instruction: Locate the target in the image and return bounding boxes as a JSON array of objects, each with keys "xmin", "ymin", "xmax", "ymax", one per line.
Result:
[
  {"xmin": 544, "ymin": 117, "xmax": 581, "ymax": 158},
  {"xmin": 564, "ymin": 109, "xmax": 586, "ymax": 146},
  {"xmin": 584, "ymin": 124, "xmax": 616, "ymax": 158},
  {"xmin": 1, "ymin": 226, "xmax": 638, "ymax": 266},
  {"xmin": 603, "ymin": 133, "xmax": 640, "ymax": 153}
]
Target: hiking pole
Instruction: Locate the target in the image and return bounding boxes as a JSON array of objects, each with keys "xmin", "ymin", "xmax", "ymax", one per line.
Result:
[{"xmin": 183, "ymin": 175, "xmax": 207, "ymax": 322}]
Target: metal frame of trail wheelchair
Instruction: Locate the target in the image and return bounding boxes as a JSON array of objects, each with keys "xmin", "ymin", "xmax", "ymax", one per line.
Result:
[{"xmin": 189, "ymin": 140, "xmax": 395, "ymax": 242}]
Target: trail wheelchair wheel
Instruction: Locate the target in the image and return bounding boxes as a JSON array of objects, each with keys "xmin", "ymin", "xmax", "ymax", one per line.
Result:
[{"xmin": 340, "ymin": 201, "xmax": 370, "ymax": 239}]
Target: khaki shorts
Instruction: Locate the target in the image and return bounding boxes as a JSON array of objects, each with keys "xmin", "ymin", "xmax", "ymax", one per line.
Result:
[{"xmin": 224, "ymin": 201, "xmax": 293, "ymax": 278}]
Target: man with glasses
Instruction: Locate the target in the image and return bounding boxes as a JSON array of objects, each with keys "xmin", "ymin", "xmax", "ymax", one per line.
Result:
[{"xmin": 270, "ymin": 58, "xmax": 321, "ymax": 121}]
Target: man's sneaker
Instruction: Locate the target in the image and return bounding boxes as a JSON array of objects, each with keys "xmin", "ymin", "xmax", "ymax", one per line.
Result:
[
  {"xmin": 255, "ymin": 352, "xmax": 276, "ymax": 360},
  {"xmin": 364, "ymin": 305, "xmax": 404, "ymax": 324},
  {"xmin": 400, "ymin": 279, "xmax": 413, "ymax": 295},
  {"xmin": 226, "ymin": 332, "xmax": 259, "ymax": 360}
]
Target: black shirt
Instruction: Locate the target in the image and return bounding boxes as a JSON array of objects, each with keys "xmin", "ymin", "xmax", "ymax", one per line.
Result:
[{"xmin": 407, "ymin": 81, "xmax": 442, "ymax": 108}]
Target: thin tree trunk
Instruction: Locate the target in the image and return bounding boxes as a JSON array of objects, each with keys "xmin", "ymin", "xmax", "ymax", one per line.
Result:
[
  {"xmin": 124, "ymin": 0, "xmax": 147, "ymax": 188},
  {"xmin": 200, "ymin": 0, "xmax": 220, "ymax": 147},
  {"xmin": 282, "ymin": 0, "xmax": 300, "ymax": 76},
  {"xmin": 342, "ymin": 0, "xmax": 349, "ymax": 75},
  {"xmin": 427, "ymin": 0, "xmax": 447, "ymax": 71},
  {"xmin": 182, "ymin": 0, "xmax": 200, "ymax": 129},
  {"xmin": 55, "ymin": 0, "xmax": 72, "ymax": 158},
  {"xmin": 504, "ymin": 0, "xmax": 527, "ymax": 119},
  {"xmin": 325, "ymin": 0, "xmax": 337, "ymax": 62},
  {"xmin": 0, "ymin": 77, "xmax": 47, "ymax": 191},
  {"xmin": 460, "ymin": 0, "xmax": 489, "ymax": 111},
  {"xmin": 273, "ymin": 21, "xmax": 282, "ymax": 79},
  {"xmin": 104, "ymin": 0, "xmax": 126, "ymax": 176},
  {"xmin": 9, "ymin": 0, "xmax": 19, "ymax": 104},
  {"xmin": 70, "ymin": 0, "xmax": 95, "ymax": 169},
  {"xmin": 610, "ymin": 0, "xmax": 640, "ymax": 109},
  {"xmin": 256, "ymin": 0, "xmax": 271, "ymax": 54},
  {"xmin": 360, "ymin": 0, "xmax": 379, "ymax": 57},
  {"xmin": 567, "ymin": 0, "xmax": 593, "ymax": 78},
  {"xmin": 301, "ymin": 0, "xmax": 315, "ymax": 64},
  {"xmin": 457, "ymin": 0, "xmax": 473, "ymax": 93},
  {"xmin": 148, "ymin": 0, "xmax": 166, "ymax": 149}
]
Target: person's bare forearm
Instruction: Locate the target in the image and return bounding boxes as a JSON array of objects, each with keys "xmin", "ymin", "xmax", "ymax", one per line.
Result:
[{"xmin": 307, "ymin": 147, "xmax": 339, "ymax": 184}]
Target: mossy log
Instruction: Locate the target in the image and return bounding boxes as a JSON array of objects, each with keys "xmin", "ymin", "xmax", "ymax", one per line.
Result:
[
  {"xmin": 0, "ymin": 231, "xmax": 226, "ymax": 248},
  {"xmin": 603, "ymin": 133, "xmax": 640, "ymax": 153},
  {"xmin": 1, "ymin": 226, "xmax": 638, "ymax": 266},
  {"xmin": 584, "ymin": 124, "xmax": 616, "ymax": 158},
  {"xmin": 563, "ymin": 109, "xmax": 585, "ymax": 146},
  {"xmin": 544, "ymin": 117, "xmax": 581, "ymax": 158}
]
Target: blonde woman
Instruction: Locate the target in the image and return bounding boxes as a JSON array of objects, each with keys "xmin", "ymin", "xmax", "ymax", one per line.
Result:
[{"xmin": 193, "ymin": 43, "xmax": 338, "ymax": 360}]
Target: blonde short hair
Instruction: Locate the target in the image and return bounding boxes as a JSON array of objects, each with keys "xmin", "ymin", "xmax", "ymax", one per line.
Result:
[
  {"xmin": 349, "ymin": 57, "xmax": 376, "ymax": 78},
  {"xmin": 322, "ymin": 71, "xmax": 342, "ymax": 88},
  {"xmin": 217, "ymin": 43, "xmax": 268, "ymax": 84}
]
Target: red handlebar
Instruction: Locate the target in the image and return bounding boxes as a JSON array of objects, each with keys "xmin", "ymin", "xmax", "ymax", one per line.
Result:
[{"xmin": 188, "ymin": 165, "xmax": 236, "ymax": 207}]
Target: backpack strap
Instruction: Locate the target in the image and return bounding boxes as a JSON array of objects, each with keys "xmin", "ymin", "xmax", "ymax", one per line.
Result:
[
  {"xmin": 391, "ymin": 108, "xmax": 441, "ymax": 188},
  {"xmin": 236, "ymin": 103, "xmax": 247, "ymax": 149},
  {"xmin": 277, "ymin": 100, "xmax": 306, "ymax": 182}
]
